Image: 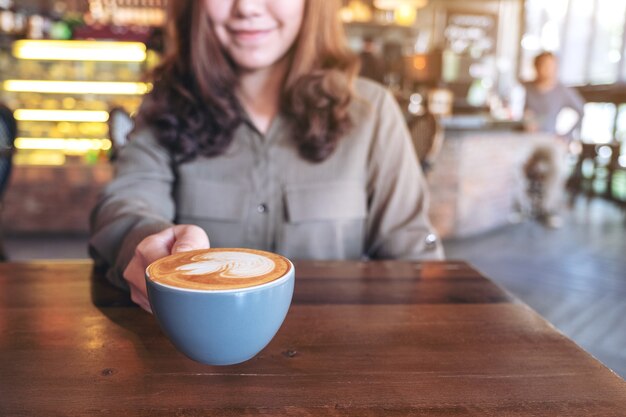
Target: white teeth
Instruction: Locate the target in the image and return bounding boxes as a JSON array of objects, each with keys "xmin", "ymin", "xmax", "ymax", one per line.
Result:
[{"xmin": 176, "ymin": 251, "xmax": 275, "ymax": 279}]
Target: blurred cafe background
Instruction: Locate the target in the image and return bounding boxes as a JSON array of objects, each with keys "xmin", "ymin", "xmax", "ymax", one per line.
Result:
[{"xmin": 0, "ymin": 0, "xmax": 624, "ymax": 376}]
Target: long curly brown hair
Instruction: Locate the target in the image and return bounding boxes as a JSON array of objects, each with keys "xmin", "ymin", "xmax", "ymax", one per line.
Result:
[{"xmin": 136, "ymin": 0, "xmax": 359, "ymax": 163}]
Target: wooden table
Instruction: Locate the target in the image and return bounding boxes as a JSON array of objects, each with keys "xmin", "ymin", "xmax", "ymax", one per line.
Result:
[{"xmin": 0, "ymin": 261, "xmax": 624, "ymax": 416}]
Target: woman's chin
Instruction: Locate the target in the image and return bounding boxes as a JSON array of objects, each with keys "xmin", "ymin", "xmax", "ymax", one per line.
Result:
[{"xmin": 233, "ymin": 55, "xmax": 289, "ymax": 74}]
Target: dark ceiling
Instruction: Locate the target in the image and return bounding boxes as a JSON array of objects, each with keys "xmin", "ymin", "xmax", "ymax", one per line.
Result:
[{"xmin": 13, "ymin": 0, "xmax": 88, "ymax": 13}]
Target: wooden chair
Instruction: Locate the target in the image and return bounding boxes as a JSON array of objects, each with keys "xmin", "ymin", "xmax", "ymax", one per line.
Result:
[
  {"xmin": 606, "ymin": 144, "xmax": 626, "ymax": 212},
  {"xmin": 567, "ymin": 142, "xmax": 625, "ymax": 210},
  {"xmin": 407, "ymin": 111, "xmax": 443, "ymax": 173}
]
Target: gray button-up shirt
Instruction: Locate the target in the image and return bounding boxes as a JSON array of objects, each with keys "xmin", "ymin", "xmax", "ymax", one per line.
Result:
[
  {"xmin": 524, "ymin": 82, "xmax": 585, "ymax": 137},
  {"xmin": 90, "ymin": 78, "xmax": 444, "ymax": 289}
]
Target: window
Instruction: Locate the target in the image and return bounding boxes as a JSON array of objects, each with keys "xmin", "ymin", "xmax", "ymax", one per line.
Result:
[
  {"xmin": 615, "ymin": 105, "xmax": 626, "ymax": 141},
  {"xmin": 522, "ymin": 0, "xmax": 626, "ymax": 85},
  {"xmin": 520, "ymin": 0, "xmax": 569, "ymax": 80},
  {"xmin": 589, "ymin": 0, "xmax": 626, "ymax": 84},
  {"xmin": 580, "ymin": 103, "xmax": 616, "ymax": 144},
  {"xmin": 560, "ymin": 0, "xmax": 594, "ymax": 85}
]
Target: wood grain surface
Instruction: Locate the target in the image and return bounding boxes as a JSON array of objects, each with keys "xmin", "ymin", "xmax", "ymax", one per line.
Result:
[{"xmin": 0, "ymin": 260, "xmax": 624, "ymax": 416}]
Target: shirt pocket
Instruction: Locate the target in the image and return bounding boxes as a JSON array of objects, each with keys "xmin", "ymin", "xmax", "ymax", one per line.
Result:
[
  {"xmin": 279, "ymin": 181, "xmax": 367, "ymax": 260},
  {"xmin": 176, "ymin": 179, "xmax": 248, "ymax": 247}
]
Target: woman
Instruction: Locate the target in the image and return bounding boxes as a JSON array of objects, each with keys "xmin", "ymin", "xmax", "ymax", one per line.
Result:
[{"xmin": 90, "ymin": 0, "xmax": 443, "ymax": 312}]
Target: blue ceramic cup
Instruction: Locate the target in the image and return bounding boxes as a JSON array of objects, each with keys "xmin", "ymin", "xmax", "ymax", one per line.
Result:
[{"xmin": 145, "ymin": 249, "xmax": 294, "ymax": 366}]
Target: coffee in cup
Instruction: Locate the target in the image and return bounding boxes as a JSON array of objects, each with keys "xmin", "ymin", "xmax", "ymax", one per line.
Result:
[
  {"xmin": 147, "ymin": 248, "xmax": 291, "ymax": 291},
  {"xmin": 146, "ymin": 248, "xmax": 295, "ymax": 365}
]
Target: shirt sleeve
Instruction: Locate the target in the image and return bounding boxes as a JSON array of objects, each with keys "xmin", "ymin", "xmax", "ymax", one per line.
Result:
[
  {"xmin": 89, "ymin": 129, "xmax": 175, "ymax": 289},
  {"xmin": 365, "ymin": 90, "xmax": 444, "ymax": 260},
  {"xmin": 563, "ymin": 86, "xmax": 585, "ymax": 136},
  {"xmin": 563, "ymin": 86, "xmax": 585, "ymax": 115}
]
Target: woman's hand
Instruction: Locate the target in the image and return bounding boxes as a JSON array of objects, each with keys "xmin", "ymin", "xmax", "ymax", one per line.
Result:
[{"xmin": 123, "ymin": 225, "xmax": 210, "ymax": 312}]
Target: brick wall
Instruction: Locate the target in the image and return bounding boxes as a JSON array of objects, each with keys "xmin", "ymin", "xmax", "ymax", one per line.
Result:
[{"xmin": 1, "ymin": 164, "xmax": 113, "ymax": 234}]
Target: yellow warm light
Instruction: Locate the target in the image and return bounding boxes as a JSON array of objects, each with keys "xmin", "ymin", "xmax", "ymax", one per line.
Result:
[
  {"xmin": 339, "ymin": 6, "xmax": 354, "ymax": 22},
  {"xmin": 413, "ymin": 56, "xmax": 427, "ymax": 70},
  {"xmin": 13, "ymin": 40, "xmax": 147, "ymax": 62},
  {"xmin": 14, "ymin": 110, "xmax": 110, "ymax": 123},
  {"xmin": 395, "ymin": 3, "xmax": 417, "ymax": 25},
  {"xmin": 15, "ymin": 138, "xmax": 112, "ymax": 152},
  {"xmin": 4, "ymin": 80, "xmax": 151, "ymax": 95},
  {"xmin": 374, "ymin": 0, "xmax": 427, "ymax": 10},
  {"xmin": 14, "ymin": 152, "xmax": 66, "ymax": 166}
]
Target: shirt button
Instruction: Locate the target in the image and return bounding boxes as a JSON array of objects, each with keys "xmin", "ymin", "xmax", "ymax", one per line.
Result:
[
  {"xmin": 424, "ymin": 233, "xmax": 438, "ymax": 250},
  {"xmin": 257, "ymin": 203, "xmax": 268, "ymax": 214}
]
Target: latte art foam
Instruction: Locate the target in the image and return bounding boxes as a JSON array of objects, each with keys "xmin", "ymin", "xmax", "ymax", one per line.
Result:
[
  {"xmin": 147, "ymin": 248, "xmax": 291, "ymax": 291},
  {"xmin": 176, "ymin": 251, "xmax": 276, "ymax": 279}
]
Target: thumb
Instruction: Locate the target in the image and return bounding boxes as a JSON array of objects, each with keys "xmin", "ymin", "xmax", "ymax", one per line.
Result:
[{"xmin": 171, "ymin": 224, "xmax": 210, "ymax": 254}]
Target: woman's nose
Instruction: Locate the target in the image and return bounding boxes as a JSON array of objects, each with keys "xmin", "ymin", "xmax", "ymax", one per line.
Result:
[{"xmin": 233, "ymin": 0, "xmax": 264, "ymax": 17}]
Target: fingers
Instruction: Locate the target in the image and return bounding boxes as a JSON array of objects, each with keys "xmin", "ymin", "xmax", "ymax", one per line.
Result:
[
  {"xmin": 122, "ymin": 225, "xmax": 210, "ymax": 312},
  {"xmin": 134, "ymin": 225, "xmax": 210, "ymax": 266},
  {"xmin": 137, "ymin": 227, "xmax": 179, "ymax": 265},
  {"xmin": 123, "ymin": 253, "xmax": 152, "ymax": 313},
  {"xmin": 129, "ymin": 279, "xmax": 152, "ymax": 313},
  {"xmin": 171, "ymin": 224, "xmax": 210, "ymax": 254},
  {"xmin": 123, "ymin": 228, "xmax": 179, "ymax": 313}
]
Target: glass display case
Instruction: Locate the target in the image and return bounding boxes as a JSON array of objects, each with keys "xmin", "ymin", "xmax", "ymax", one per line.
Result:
[{"xmin": 0, "ymin": 39, "xmax": 156, "ymax": 165}]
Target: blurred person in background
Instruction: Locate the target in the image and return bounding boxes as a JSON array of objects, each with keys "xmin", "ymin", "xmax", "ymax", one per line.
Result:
[
  {"xmin": 0, "ymin": 103, "xmax": 16, "ymax": 194},
  {"xmin": 358, "ymin": 36, "xmax": 385, "ymax": 84},
  {"xmin": 521, "ymin": 52, "xmax": 585, "ymax": 228},
  {"xmin": 89, "ymin": 0, "xmax": 443, "ymax": 312},
  {"xmin": 524, "ymin": 52, "xmax": 585, "ymax": 138},
  {"xmin": 0, "ymin": 103, "xmax": 16, "ymax": 261}
]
